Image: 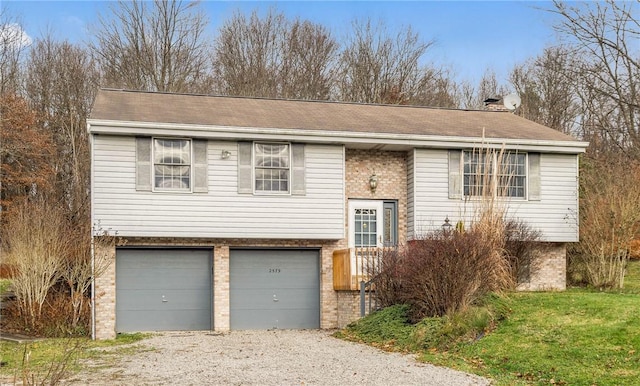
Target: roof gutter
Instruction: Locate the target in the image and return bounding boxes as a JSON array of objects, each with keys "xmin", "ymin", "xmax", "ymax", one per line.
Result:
[{"xmin": 87, "ymin": 119, "xmax": 589, "ymax": 154}]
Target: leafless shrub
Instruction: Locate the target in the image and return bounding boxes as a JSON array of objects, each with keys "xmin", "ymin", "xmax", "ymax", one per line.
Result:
[
  {"xmin": 373, "ymin": 228, "xmax": 512, "ymax": 323},
  {"xmin": 504, "ymin": 219, "xmax": 544, "ymax": 284},
  {"xmin": 60, "ymin": 224, "xmax": 116, "ymax": 330},
  {"xmin": 569, "ymin": 157, "xmax": 640, "ymax": 289},
  {"xmin": 2, "ymin": 198, "xmax": 68, "ymax": 330},
  {"xmin": 371, "ymin": 146, "xmax": 542, "ymax": 321},
  {"xmin": 14, "ymin": 338, "xmax": 86, "ymax": 386}
]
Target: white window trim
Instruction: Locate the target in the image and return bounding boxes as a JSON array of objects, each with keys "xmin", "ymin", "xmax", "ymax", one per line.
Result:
[
  {"xmin": 151, "ymin": 137, "xmax": 193, "ymax": 193},
  {"xmin": 462, "ymin": 150, "xmax": 528, "ymax": 201},
  {"xmin": 253, "ymin": 141, "xmax": 292, "ymax": 195}
]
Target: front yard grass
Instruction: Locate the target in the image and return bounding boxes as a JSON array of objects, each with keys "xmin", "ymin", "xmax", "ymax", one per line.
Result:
[
  {"xmin": 427, "ymin": 291, "xmax": 640, "ymax": 385},
  {"xmin": 340, "ymin": 262, "xmax": 640, "ymax": 385},
  {"xmin": 0, "ymin": 333, "xmax": 149, "ymax": 383},
  {"xmin": 624, "ymin": 259, "xmax": 640, "ymax": 293}
]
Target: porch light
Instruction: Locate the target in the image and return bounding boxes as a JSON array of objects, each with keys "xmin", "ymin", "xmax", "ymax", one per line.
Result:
[
  {"xmin": 221, "ymin": 150, "xmax": 231, "ymax": 159},
  {"xmin": 369, "ymin": 174, "xmax": 378, "ymax": 193},
  {"xmin": 442, "ymin": 216, "xmax": 453, "ymax": 232}
]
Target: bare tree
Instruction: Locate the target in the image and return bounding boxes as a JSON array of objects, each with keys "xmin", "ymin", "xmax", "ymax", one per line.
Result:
[
  {"xmin": 25, "ymin": 36, "xmax": 99, "ymax": 219},
  {"xmin": 0, "ymin": 7, "xmax": 30, "ymax": 94},
  {"xmin": 510, "ymin": 46, "xmax": 580, "ymax": 135},
  {"xmin": 213, "ymin": 9, "xmax": 285, "ymax": 98},
  {"xmin": 337, "ymin": 19, "xmax": 434, "ymax": 104},
  {"xmin": 279, "ymin": 19, "xmax": 338, "ymax": 99},
  {"xmin": 459, "ymin": 69, "xmax": 509, "ymax": 110},
  {"xmin": 0, "ymin": 94, "xmax": 55, "ymax": 210},
  {"xmin": 552, "ymin": 0, "xmax": 640, "ymax": 158},
  {"xmin": 91, "ymin": 0, "xmax": 212, "ymax": 93},
  {"xmin": 411, "ymin": 66, "xmax": 459, "ymax": 108},
  {"xmin": 214, "ymin": 9, "xmax": 337, "ymax": 99}
]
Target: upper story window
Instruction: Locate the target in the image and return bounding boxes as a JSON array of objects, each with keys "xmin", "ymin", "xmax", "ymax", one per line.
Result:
[
  {"xmin": 463, "ymin": 150, "xmax": 526, "ymax": 198},
  {"xmin": 153, "ymin": 138, "xmax": 191, "ymax": 191},
  {"xmin": 254, "ymin": 142, "xmax": 290, "ymax": 193},
  {"xmin": 497, "ymin": 152, "xmax": 526, "ymax": 198}
]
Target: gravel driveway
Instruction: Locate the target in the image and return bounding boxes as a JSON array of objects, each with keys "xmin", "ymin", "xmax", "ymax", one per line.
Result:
[{"xmin": 69, "ymin": 330, "xmax": 489, "ymax": 385}]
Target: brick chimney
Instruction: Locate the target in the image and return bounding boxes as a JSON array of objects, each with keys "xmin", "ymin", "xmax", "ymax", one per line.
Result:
[{"xmin": 483, "ymin": 97, "xmax": 510, "ymax": 112}]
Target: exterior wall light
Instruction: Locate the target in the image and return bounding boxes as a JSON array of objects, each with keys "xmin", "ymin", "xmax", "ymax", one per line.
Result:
[
  {"xmin": 442, "ymin": 216, "xmax": 453, "ymax": 232},
  {"xmin": 221, "ymin": 150, "xmax": 232, "ymax": 159},
  {"xmin": 369, "ymin": 174, "xmax": 378, "ymax": 193}
]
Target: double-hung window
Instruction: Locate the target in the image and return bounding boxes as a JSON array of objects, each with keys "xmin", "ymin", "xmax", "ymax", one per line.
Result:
[
  {"xmin": 497, "ymin": 152, "xmax": 526, "ymax": 198},
  {"xmin": 463, "ymin": 150, "xmax": 526, "ymax": 198},
  {"xmin": 153, "ymin": 138, "xmax": 191, "ymax": 191},
  {"xmin": 254, "ymin": 142, "xmax": 290, "ymax": 193}
]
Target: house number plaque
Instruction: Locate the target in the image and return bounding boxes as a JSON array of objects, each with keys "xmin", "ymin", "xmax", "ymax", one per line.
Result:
[{"xmin": 269, "ymin": 268, "xmax": 281, "ymax": 273}]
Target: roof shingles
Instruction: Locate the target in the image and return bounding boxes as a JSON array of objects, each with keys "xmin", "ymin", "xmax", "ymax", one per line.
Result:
[{"xmin": 89, "ymin": 88, "xmax": 578, "ymax": 143}]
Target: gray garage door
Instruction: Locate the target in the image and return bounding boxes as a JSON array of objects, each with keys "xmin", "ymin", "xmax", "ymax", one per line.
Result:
[
  {"xmin": 230, "ymin": 249, "xmax": 320, "ymax": 329},
  {"xmin": 116, "ymin": 248, "xmax": 212, "ymax": 332}
]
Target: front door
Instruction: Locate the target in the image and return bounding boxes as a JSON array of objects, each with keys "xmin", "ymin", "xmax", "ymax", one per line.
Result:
[
  {"xmin": 348, "ymin": 200, "xmax": 384, "ymax": 279},
  {"xmin": 348, "ymin": 200, "xmax": 384, "ymax": 250}
]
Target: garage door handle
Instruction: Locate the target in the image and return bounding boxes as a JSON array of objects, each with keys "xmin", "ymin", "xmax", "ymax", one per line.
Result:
[
  {"xmin": 162, "ymin": 295, "xmax": 168, "ymax": 303},
  {"xmin": 273, "ymin": 294, "xmax": 278, "ymax": 302}
]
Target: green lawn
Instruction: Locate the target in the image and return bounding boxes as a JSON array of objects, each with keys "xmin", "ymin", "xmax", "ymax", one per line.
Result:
[
  {"xmin": 342, "ymin": 261, "xmax": 640, "ymax": 385},
  {"xmin": 0, "ymin": 334, "xmax": 149, "ymax": 383},
  {"xmin": 624, "ymin": 259, "xmax": 640, "ymax": 292},
  {"xmin": 427, "ymin": 291, "xmax": 640, "ymax": 385}
]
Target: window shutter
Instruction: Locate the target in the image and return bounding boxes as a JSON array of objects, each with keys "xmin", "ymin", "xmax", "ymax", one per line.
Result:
[
  {"xmin": 291, "ymin": 143, "xmax": 306, "ymax": 195},
  {"xmin": 528, "ymin": 153, "xmax": 541, "ymax": 201},
  {"xmin": 237, "ymin": 141, "xmax": 253, "ymax": 194},
  {"xmin": 136, "ymin": 137, "xmax": 152, "ymax": 191},
  {"xmin": 448, "ymin": 150, "xmax": 462, "ymax": 199},
  {"xmin": 193, "ymin": 139, "xmax": 208, "ymax": 193}
]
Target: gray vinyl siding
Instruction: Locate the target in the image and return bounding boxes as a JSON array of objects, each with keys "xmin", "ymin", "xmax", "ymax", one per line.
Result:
[
  {"xmin": 92, "ymin": 136, "xmax": 344, "ymax": 239},
  {"xmin": 411, "ymin": 149, "xmax": 579, "ymax": 242}
]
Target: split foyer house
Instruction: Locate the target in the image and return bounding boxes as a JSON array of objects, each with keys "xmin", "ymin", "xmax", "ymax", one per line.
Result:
[{"xmin": 88, "ymin": 88, "xmax": 588, "ymax": 340}]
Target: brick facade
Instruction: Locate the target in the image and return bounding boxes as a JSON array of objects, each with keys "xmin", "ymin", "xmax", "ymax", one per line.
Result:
[
  {"xmin": 344, "ymin": 149, "xmax": 408, "ymax": 244},
  {"xmin": 335, "ymin": 150, "xmax": 409, "ymax": 327},
  {"xmin": 94, "ymin": 237, "xmax": 345, "ymax": 340},
  {"xmin": 93, "ymin": 240, "xmax": 116, "ymax": 340},
  {"xmin": 517, "ymin": 243, "xmax": 567, "ymax": 291}
]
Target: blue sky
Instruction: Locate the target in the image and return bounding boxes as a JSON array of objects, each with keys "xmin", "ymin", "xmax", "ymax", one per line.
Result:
[{"xmin": 4, "ymin": 1, "xmax": 564, "ymax": 84}]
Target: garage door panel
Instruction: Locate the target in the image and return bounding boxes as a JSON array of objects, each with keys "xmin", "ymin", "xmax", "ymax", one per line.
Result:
[
  {"xmin": 230, "ymin": 249, "xmax": 320, "ymax": 330},
  {"xmin": 232, "ymin": 289, "xmax": 318, "ymax": 310},
  {"xmin": 229, "ymin": 278, "xmax": 317, "ymax": 290},
  {"xmin": 117, "ymin": 310, "xmax": 210, "ymax": 331},
  {"xmin": 116, "ymin": 249, "xmax": 212, "ymax": 332},
  {"xmin": 232, "ymin": 309, "xmax": 319, "ymax": 330},
  {"xmin": 117, "ymin": 270, "xmax": 210, "ymax": 290},
  {"xmin": 117, "ymin": 289, "xmax": 210, "ymax": 310}
]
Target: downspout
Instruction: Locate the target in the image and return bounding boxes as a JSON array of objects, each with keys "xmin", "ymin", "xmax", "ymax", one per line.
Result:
[
  {"xmin": 89, "ymin": 124, "xmax": 96, "ymax": 340},
  {"xmin": 91, "ymin": 231, "xmax": 96, "ymax": 340}
]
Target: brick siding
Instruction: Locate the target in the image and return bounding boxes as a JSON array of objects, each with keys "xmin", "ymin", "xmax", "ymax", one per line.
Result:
[{"xmin": 517, "ymin": 243, "xmax": 567, "ymax": 291}]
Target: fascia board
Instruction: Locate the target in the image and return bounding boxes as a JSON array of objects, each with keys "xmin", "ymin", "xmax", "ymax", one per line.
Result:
[{"xmin": 87, "ymin": 119, "xmax": 589, "ymax": 154}]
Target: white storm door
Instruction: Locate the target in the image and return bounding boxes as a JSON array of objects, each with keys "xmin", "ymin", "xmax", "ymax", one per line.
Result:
[
  {"xmin": 348, "ymin": 200, "xmax": 384, "ymax": 279},
  {"xmin": 348, "ymin": 200, "xmax": 384, "ymax": 249}
]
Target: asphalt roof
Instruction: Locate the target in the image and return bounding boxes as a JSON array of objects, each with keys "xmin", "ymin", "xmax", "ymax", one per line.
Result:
[{"xmin": 90, "ymin": 88, "xmax": 579, "ymax": 143}]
